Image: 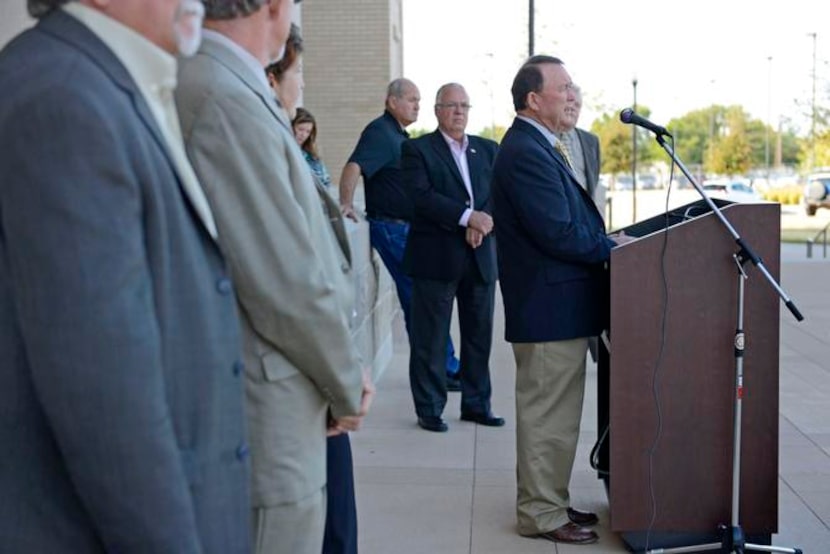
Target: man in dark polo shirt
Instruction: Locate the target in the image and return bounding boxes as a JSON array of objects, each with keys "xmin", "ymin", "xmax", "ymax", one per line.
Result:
[{"xmin": 339, "ymin": 78, "xmax": 460, "ymax": 386}]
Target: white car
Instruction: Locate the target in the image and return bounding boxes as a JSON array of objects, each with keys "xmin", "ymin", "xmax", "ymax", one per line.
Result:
[
  {"xmin": 702, "ymin": 180, "xmax": 761, "ymax": 203},
  {"xmin": 803, "ymin": 172, "xmax": 830, "ymax": 216}
]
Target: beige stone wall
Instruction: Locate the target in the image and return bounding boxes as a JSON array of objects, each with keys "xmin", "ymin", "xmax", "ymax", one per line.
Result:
[
  {"xmin": 301, "ymin": 0, "xmax": 403, "ymax": 190},
  {"xmin": 302, "ymin": 0, "xmax": 403, "ymax": 380}
]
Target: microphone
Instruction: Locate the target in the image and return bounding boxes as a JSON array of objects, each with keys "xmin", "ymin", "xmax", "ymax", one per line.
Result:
[{"xmin": 619, "ymin": 108, "xmax": 672, "ymax": 137}]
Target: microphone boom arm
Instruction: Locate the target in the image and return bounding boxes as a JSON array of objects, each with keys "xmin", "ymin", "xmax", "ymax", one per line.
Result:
[{"xmin": 654, "ymin": 133, "xmax": 803, "ymax": 321}]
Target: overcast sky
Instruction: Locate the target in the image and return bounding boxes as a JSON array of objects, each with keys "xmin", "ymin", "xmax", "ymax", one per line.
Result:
[{"xmin": 403, "ymin": 0, "xmax": 830, "ymax": 136}]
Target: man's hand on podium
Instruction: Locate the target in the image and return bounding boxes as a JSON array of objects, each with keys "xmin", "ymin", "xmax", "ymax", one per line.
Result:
[{"xmin": 609, "ymin": 230, "xmax": 635, "ymax": 246}]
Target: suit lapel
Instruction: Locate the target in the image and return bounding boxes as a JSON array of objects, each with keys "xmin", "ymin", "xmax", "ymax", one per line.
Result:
[
  {"xmin": 429, "ymin": 131, "xmax": 469, "ymax": 200},
  {"xmin": 199, "ymin": 39, "xmax": 292, "ymax": 133},
  {"xmin": 199, "ymin": 40, "xmax": 352, "ymax": 264},
  {"xmin": 513, "ymin": 118, "xmax": 598, "ymax": 210},
  {"xmin": 514, "ymin": 118, "xmax": 575, "ymax": 179},
  {"xmin": 313, "ymin": 177, "xmax": 352, "ymax": 266},
  {"xmin": 41, "ymin": 11, "xmax": 220, "ymax": 240},
  {"xmin": 466, "ymin": 138, "xmax": 486, "ymax": 207}
]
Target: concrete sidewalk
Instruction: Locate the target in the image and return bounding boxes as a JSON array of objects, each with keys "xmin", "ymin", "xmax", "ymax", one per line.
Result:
[{"xmin": 351, "ymin": 249, "xmax": 830, "ymax": 553}]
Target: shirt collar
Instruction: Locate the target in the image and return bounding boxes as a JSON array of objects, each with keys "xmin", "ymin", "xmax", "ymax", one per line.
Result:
[
  {"xmin": 382, "ymin": 110, "xmax": 409, "ymax": 136},
  {"xmin": 201, "ymin": 28, "xmax": 271, "ymax": 93},
  {"xmin": 63, "ymin": 3, "xmax": 177, "ymax": 95},
  {"xmin": 518, "ymin": 115, "xmax": 561, "ymax": 148},
  {"xmin": 439, "ymin": 130, "xmax": 469, "ymax": 152}
]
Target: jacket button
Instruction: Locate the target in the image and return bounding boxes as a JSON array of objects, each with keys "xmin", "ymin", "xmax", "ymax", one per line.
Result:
[
  {"xmin": 232, "ymin": 360, "xmax": 244, "ymax": 377},
  {"xmin": 216, "ymin": 278, "xmax": 232, "ymax": 295},
  {"xmin": 236, "ymin": 443, "xmax": 249, "ymax": 461},
  {"xmin": 465, "ymin": 200, "xmax": 471, "ymax": 206}
]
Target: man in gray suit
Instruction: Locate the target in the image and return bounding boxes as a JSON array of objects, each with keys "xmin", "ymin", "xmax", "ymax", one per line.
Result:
[
  {"xmin": 175, "ymin": 1, "xmax": 370, "ymax": 553},
  {"xmin": 0, "ymin": 1, "xmax": 250, "ymax": 552}
]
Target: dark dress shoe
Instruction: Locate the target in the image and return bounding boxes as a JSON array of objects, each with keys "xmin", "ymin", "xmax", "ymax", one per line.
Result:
[
  {"xmin": 535, "ymin": 522, "xmax": 598, "ymax": 545},
  {"xmin": 417, "ymin": 416, "xmax": 448, "ymax": 432},
  {"xmin": 567, "ymin": 507, "xmax": 599, "ymax": 526},
  {"xmin": 460, "ymin": 411, "xmax": 505, "ymax": 427},
  {"xmin": 446, "ymin": 374, "xmax": 461, "ymax": 392}
]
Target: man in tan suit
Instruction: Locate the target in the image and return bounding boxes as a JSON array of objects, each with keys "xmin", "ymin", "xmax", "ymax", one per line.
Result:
[{"xmin": 175, "ymin": 1, "xmax": 371, "ymax": 552}]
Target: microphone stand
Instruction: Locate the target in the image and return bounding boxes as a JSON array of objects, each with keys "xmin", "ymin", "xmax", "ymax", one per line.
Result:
[{"xmin": 641, "ymin": 133, "xmax": 803, "ymax": 554}]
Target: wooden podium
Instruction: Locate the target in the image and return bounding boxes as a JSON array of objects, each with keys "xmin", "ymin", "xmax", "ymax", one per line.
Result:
[{"xmin": 596, "ymin": 199, "xmax": 781, "ymax": 550}]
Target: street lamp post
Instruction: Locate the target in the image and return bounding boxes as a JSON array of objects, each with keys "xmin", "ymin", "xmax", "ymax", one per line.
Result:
[
  {"xmin": 485, "ymin": 52, "xmax": 495, "ymax": 137},
  {"xmin": 528, "ymin": 0, "xmax": 535, "ymax": 57},
  {"xmin": 765, "ymin": 56, "xmax": 772, "ymax": 182},
  {"xmin": 809, "ymin": 32, "xmax": 817, "ymax": 171},
  {"xmin": 632, "ymin": 77, "xmax": 638, "ymax": 223}
]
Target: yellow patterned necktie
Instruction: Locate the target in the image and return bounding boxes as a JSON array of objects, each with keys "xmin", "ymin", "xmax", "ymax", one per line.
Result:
[{"xmin": 554, "ymin": 138, "xmax": 574, "ymax": 171}]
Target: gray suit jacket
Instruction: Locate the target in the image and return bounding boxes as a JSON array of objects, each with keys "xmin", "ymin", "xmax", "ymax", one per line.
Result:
[
  {"xmin": 176, "ymin": 38, "xmax": 363, "ymax": 508},
  {"xmin": 0, "ymin": 11, "xmax": 250, "ymax": 553},
  {"xmin": 575, "ymin": 127, "xmax": 601, "ymax": 198}
]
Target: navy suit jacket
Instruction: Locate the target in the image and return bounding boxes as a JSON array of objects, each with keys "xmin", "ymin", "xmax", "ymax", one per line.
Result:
[
  {"xmin": 0, "ymin": 11, "xmax": 249, "ymax": 553},
  {"xmin": 492, "ymin": 118, "xmax": 615, "ymax": 343},
  {"xmin": 402, "ymin": 131, "xmax": 499, "ymax": 283}
]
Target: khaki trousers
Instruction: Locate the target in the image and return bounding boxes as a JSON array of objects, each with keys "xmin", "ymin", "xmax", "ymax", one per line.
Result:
[
  {"xmin": 252, "ymin": 486, "xmax": 326, "ymax": 554},
  {"xmin": 512, "ymin": 338, "xmax": 588, "ymax": 535}
]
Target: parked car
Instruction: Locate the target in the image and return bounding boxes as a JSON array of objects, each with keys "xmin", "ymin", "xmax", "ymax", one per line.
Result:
[
  {"xmin": 803, "ymin": 171, "xmax": 830, "ymax": 216},
  {"xmin": 614, "ymin": 174, "xmax": 633, "ymax": 190},
  {"xmin": 702, "ymin": 180, "xmax": 761, "ymax": 203},
  {"xmin": 639, "ymin": 173, "xmax": 659, "ymax": 189}
]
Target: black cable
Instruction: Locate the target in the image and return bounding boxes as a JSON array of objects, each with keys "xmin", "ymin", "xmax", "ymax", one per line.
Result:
[{"xmin": 643, "ymin": 138, "xmax": 676, "ymax": 553}]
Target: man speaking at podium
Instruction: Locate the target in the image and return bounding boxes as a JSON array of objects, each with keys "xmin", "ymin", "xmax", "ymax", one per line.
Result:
[{"xmin": 492, "ymin": 55, "xmax": 631, "ymax": 546}]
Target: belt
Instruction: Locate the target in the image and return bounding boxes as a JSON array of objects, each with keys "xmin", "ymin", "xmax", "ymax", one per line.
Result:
[{"xmin": 369, "ymin": 216, "xmax": 408, "ymax": 225}]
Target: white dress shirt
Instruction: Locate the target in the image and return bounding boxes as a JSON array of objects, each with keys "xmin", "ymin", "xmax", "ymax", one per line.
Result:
[{"xmin": 63, "ymin": 3, "xmax": 218, "ymax": 238}]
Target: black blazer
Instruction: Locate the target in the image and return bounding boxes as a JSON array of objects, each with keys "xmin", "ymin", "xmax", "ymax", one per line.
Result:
[
  {"xmin": 492, "ymin": 118, "xmax": 614, "ymax": 343},
  {"xmin": 401, "ymin": 130, "xmax": 499, "ymax": 283}
]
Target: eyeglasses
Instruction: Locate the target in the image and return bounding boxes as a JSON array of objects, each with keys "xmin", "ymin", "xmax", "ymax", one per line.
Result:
[{"xmin": 436, "ymin": 102, "xmax": 472, "ymax": 111}]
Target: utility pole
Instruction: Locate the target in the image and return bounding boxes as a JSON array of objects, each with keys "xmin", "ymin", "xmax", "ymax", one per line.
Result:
[
  {"xmin": 528, "ymin": 0, "xmax": 535, "ymax": 57},
  {"xmin": 766, "ymin": 56, "xmax": 772, "ymax": 182},
  {"xmin": 809, "ymin": 32, "xmax": 817, "ymax": 171},
  {"xmin": 632, "ymin": 77, "xmax": 638, "ymax": 223}
]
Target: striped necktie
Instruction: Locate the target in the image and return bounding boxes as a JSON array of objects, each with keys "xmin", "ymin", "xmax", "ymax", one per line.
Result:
[{"xmin": 554, "ymin": 138, "xmax": 574, "ymax": 171}]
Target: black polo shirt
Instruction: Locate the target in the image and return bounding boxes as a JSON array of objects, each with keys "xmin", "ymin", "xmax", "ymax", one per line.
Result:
[{"xmin": 347, "ymin": 110, "xmax": 412, "ymax": 221}]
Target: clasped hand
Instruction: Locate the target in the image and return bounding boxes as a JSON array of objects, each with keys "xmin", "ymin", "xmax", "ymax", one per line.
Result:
[
  {"xmin": 466, "ymin": 211, "xmax": 493, "ymax": 248},
  {"xmin": 327, "ymin": 371, "xmax": 376, "ymax": 436}
]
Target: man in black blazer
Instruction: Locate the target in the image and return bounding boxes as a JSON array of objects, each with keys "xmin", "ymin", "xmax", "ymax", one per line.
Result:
[
  {"xmin": 401, "ymin": 83, "xmax": 503, "ymax": 433},
  {"xmin": 492, "ymin": 56, "xmax": 631, "ymax": 546}
]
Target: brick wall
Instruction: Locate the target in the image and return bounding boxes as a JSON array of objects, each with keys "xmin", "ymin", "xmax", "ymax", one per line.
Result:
[{"xmin": 302, "ymin": 0, "xmax": 404, "ymax": 380}]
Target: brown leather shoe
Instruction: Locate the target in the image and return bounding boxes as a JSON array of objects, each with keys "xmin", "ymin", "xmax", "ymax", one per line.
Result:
[
  {"xmin": 536, "ymin": 522, "xmax": 598, "ymax": 545},
  {"xmin": 567, "ymin": 507, "xmax": 599, "ymax": 526}
]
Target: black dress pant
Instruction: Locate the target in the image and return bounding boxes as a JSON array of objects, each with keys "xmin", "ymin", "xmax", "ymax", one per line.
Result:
[
  {"xmin": 322, "ymin": 433, "xmax": 357, "ymax": 554},
  {"xmin": 409, "ymin": 252, "xmax": 495, "ymax": 418}
]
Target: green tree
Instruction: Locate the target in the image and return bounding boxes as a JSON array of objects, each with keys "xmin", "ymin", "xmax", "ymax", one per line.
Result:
[
  {"xmin": 778, "ymin": 119, "xmax": 802, "ymax": 167},
  {"xmin": 705, "ymin": 106, "xmax": 752, "ymax": 175},
  {"xmin": 407, "ymin": 128, "xmax": 430, "ymax": 139},
  {"xmin": 477, "ymin": 125, "xmax": 507, "ymax": 143},
  {"xmin": 591, "ymin": 105, "xmax": 659, "ymax": 177},
  {"xmin": 666, "ymin": 106, "xmax": 724, "ymax": 167}
]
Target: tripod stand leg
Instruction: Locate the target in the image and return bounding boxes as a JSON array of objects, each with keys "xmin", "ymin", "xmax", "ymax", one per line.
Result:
[
  {"xmin": 644, "ymin": 543, "xmax": 722, "ymax": 553},
  {"xmin": 744, "ymin": 544, "xmax": 802, "ymax": 554},
  {"xmin": 644, "ymin": 256, "xmax": 802, "ymax": 554}
]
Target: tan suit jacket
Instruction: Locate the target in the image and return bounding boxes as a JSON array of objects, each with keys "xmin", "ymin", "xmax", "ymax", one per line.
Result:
[{"xmin": 175, "ymin": 39, "xmax": 363, "ymax": 508}]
